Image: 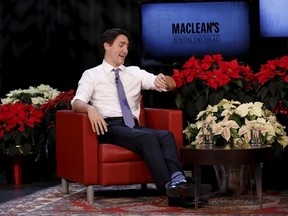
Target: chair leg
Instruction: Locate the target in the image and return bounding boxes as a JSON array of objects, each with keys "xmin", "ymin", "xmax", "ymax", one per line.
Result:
[
  {"xmin": 141, "ymin": 183, "xmax": 147, "ymax": 190},
  {"xmin": 62, "ymin": 178, "xmax": 69, "ymax": 193},
  {"xmin": 87, "ymin": 185, "xmax": 94, "ymax": 202}
]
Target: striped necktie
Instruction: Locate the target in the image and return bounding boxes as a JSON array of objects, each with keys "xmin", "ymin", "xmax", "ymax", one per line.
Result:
[{"xmin": 113, "ymin": 68, "xmax": 135, "ymax": 128}]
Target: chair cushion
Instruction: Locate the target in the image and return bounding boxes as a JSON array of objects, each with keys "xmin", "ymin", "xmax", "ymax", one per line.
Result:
[
  {"xmin": 98, "ymin": 161, "xmax": 153, "ymax": 185},
  {"xmin": 99, "ymin": 144, "xmax": 143, "ymax": 163}
]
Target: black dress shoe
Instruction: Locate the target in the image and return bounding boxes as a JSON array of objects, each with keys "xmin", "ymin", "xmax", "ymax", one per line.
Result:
[
  {"xmin": 166, "ymin": 180, "xmax": 189, "ymax": 198},
  {"xmin": 178, "ymin": 182, "xmax": 212, "ymax": 198},
  {"xmin": 166, "ymin": 181, "xmax": 212, "ymax": 199}
]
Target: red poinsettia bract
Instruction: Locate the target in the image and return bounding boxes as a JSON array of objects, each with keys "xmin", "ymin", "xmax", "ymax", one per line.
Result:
[
  {"xmin": 0, "ymin": 102, "xmax": 44, "ymax": 139},
  {"xmin": 255, "ymin": 55, "xmax": 288, "ymax": 113},
  {"xmin": 172, "ymin": 54, "xmax": 254, "ymax": 90},
  {"xmin": 255, "ymin": 55, "xmax": 288, "ymax": 85},
  {"xmin": 39, "ymin": 89, "xmax": 74, "ymax": 128}
]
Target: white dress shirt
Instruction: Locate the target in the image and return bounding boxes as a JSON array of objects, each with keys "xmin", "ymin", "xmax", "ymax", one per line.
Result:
[{"xmin": 71, "ymin": 60, "xmax": 157, "ymax": 120}]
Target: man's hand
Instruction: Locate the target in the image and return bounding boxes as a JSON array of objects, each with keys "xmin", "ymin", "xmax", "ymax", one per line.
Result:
[
  {"xmin": 87, "ymin": 106, "xmax": 108, "ymax": 135},
  {"xmin": 154, "ymin": 73, "xmax": 176, "ymax": 91}
]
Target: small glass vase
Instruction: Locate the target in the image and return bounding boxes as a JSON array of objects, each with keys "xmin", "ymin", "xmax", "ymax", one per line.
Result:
[
  {"xmin": 250, "ymin": 129, "xmax": 262, "ymax": 147},
  {"xmin": 202, "ymin": 123, "xmax": 214, "ymax": 148}
]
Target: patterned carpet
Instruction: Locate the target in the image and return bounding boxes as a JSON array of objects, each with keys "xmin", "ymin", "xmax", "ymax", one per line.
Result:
[{"xmin": 1, "ymin": 183, "xmax": 288, "ymax": 215}]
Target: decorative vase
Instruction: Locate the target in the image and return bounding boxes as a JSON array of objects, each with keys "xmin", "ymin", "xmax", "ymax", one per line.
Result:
[
  {"xmin": 3, "ymin": 154, "xmax": 23, "ymax": 185},
  {"xmin": 3, "ymin": 153, "xmax": 38, "ymax": 185}
]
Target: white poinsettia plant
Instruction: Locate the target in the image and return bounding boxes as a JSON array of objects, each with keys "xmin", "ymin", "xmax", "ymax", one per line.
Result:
[
  {"xmin": 184, "ymin": 99, "xmax": 288, "ymax": 149},
  {"xmin": 1, "ymin": 84, "xmax": 60, "ymax": 108}
]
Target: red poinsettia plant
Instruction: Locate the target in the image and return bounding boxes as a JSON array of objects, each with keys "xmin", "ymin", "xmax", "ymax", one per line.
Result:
[
  {"xmin": 36, "ymin": 89, "xmax": 75, "ymax": 151},
  {"xmin": 40, "ymin": 89, "xmax": 74, "ymax": 129},
  {"xmin": 0, "ymin": 85, "xmax": 75, "ymax": 157},
  {"xmin": 0, "ymin": 101, "xmax": 44, "ymax": 156},
  {"xmin": 172, "ymin": 54, "xmax": 255, "ymax": 118},
  {"xmin": 254, "ymin": 55, "xmax": 288, "ymax": 114}
]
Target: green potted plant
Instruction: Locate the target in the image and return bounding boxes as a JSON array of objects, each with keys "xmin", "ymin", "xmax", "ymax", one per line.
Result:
[{"xmin": 37, "ymin": 89, "xmax": 74, "ymax": 174}]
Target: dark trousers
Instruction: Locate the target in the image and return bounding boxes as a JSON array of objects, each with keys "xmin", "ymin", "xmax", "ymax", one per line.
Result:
[{"xmin": 98, "ymin": 120, "xmax": 184, "ymax": 191}]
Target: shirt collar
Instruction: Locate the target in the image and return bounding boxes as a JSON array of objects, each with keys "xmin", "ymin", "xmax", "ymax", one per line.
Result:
[{"xmin": 102, "ymin": 60, "xmax": 125, "ymax": 73}]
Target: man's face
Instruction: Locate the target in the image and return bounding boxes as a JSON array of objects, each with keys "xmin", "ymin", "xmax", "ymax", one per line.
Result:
[{"xmin": 104, "ymin": 34, "xmax": 129, "ymax": 67}]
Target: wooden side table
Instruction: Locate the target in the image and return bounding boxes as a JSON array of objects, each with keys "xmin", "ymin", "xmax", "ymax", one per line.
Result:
[{"xmin": 180, "ymin": 145, "xmax": 273, "ymax": 209}]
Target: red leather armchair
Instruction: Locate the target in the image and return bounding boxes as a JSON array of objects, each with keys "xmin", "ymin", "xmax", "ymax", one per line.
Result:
[{"xmin": 56, "ymin": 106, "xmax": 183, "ymax": 202}]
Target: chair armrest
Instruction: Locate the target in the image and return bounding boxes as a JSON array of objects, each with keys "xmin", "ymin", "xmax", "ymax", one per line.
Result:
[
  {"xmin": 144, "ymin": 108, "xmax": 183, "ymax": 149},
  {"xmin": 56, "ymin": 110, "xmax": 98, "ymax": 184}
]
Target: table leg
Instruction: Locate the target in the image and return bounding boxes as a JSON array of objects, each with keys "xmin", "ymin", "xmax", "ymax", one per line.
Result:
[
  {"xmin": 254, "ymin": 163, "xmax": 264, "ymax": 209},
  {"xmin": 249, "ymin": 164, "xmax": 256, "ymax": 200},
  {"xmin": 194, "ymin": 164, "xmax": 201, "ymax": 209}
]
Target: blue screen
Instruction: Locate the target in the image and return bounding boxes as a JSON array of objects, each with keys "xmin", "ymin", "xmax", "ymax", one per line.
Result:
[
  {"xmin": 260, "ymin": 0, "xmax": 288, "ymax": 37},
  {"xmin": 141, "ymin": 1, "xmax": 250, "ymax": 66}
]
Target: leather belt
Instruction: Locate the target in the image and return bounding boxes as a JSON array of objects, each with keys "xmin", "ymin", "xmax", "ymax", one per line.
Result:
[
  {"xmin": 104, "ymin": 117, "xmax": 124, "ymax": 122},
  {"xmin": 105, "ymin": 117, "xmax": 138, "ymax": 124}
]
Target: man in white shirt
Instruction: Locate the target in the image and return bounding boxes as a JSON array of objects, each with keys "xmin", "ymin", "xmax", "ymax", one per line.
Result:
[{"xmin": 71, "ymin": 28, "xmax": 210, "ymax": 207}]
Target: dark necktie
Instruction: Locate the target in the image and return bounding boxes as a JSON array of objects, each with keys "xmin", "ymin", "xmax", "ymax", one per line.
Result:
[{"xmin": 113, "ymin": 68, "xmax": 135, "ymax": 128}]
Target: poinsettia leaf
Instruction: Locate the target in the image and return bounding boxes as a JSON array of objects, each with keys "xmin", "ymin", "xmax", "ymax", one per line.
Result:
[
  {"xmin": 268, "ymin": 80, "xmax": 283, "ymax": 95},
  {"xmin": 47, "ymin": 127, "xmax": 56, "ymax": 144},
  {"xmin": 23, "ymin": 142, "xmax": 33, "ymax": 155},
  {"xmin": 9, "ymin": 146, "xmax": 19, "ymax": 156},
  {"xmin": 0, "ymin": 143, "xmax": 4, "ymax": 153},
  {"xmin": 272, "ymin": 142, "xmax": 284, "ymax": 158},
  {"xmin": 222, "ymin": 85, "xmax": 230, "ymax": 91},
  {"xmin": 15, "ymin": 93, "xmax": 33, "ymax": 104},
  {"xmin": 257, "ymin": 86, "xmax": 268, "ymax": 101},
  {"xmin": 195, "ymin": 95, "xmax": 208, "ymax": 114},
  {"xmin": 182, "ymin": 84, "xmax": 193, "ymax": 97},
  {"xmin": 280, "ymin": 90, "xmax": 286, "ymax": 98},
  {"xmin": 235, "ymin": 79, "xmax": 243, "ymax": 88},
  {"xmin": 230, "ymin": 128, "xmax": 238, "ymax": 138},
  {"xmin": 185, "ymin": 100, "xmax": 198, "ymax": 119},
  {"xmin": 209, "ymin": 91, "xmax": 224, "ymax": 105},
  {"xmin": 237, "ymin": 91, "xmax": 254, "ymax": 103},
  {"xmin": 175, "ymin": 94, "xmax": 184, "ymax": 109},
  {"xmin": 14, "ymin": 133, "xmax": 22, "ymax": 144},
  {"xmin": 267, "ymin": 96, "xmax": 279, "ymax": 110},
  {"xmin": 3, "ymin": 132, "xmax": 12, "ymax": 141}
]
